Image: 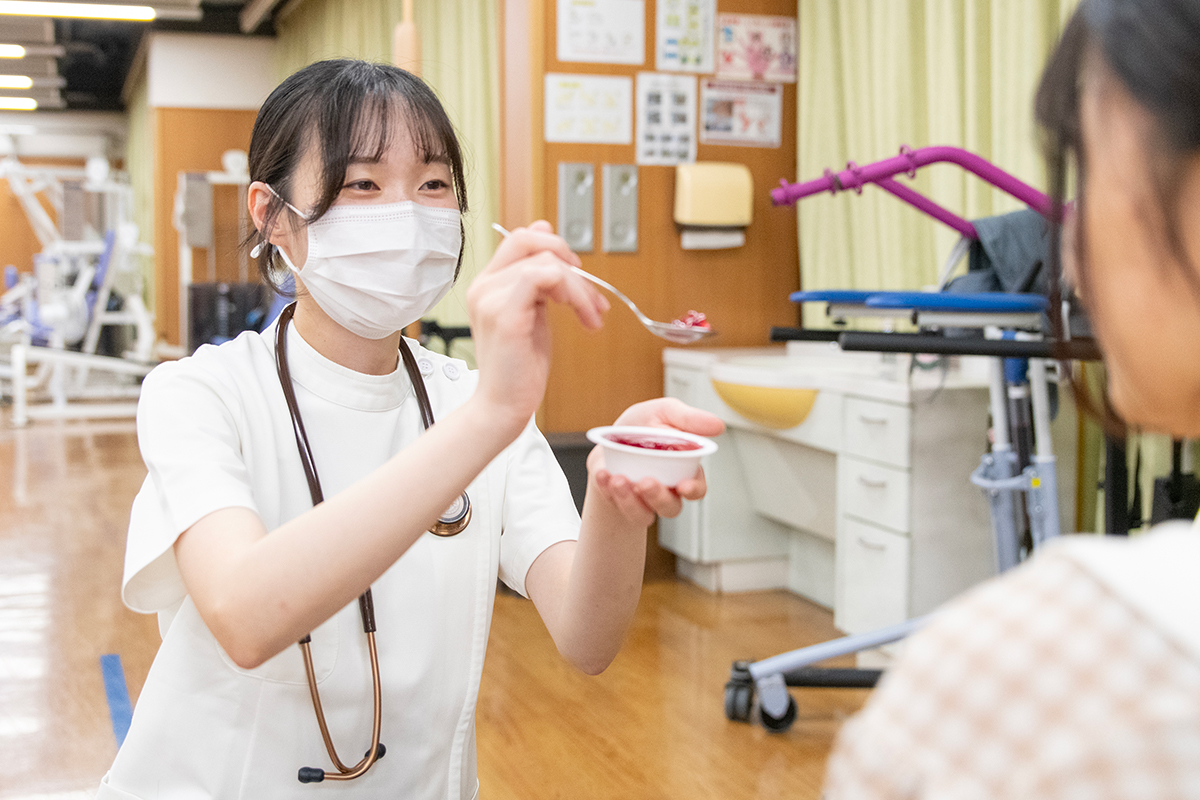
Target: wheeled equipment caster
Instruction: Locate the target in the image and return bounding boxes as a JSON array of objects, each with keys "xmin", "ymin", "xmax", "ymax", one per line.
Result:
[
  {"xmin": 724, "ymin": 661, "xmax": 754, "ymax": 722},
  {"xmin": 758, "ymin": 694, "xmax": 798, "ymax": 733}
]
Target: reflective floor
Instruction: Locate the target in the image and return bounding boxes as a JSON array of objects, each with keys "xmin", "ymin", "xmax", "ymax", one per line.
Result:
[
  {"xmin": 0, "ymin": 419, "xmax": 158, "ymax": 799},
  {"xmin": 479, "ymin": 582, "xmax": 870, "ymax": 800},
  {"xmin": 0, "ymin": 415, "xmax": 865, "ymax": 799}
]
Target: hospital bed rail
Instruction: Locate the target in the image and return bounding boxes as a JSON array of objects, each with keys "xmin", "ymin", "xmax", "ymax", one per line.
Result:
[{"xmin": 769, "ymin": 327, "xmax": 1101, "ymax": 361}]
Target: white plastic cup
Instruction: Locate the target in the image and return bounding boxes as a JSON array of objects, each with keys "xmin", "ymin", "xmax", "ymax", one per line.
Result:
[{"xmin": 586, "ymin": 425, "xmax": 718, "ymax": 487}]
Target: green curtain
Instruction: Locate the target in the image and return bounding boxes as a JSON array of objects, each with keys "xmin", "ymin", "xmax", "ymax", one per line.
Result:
[
  {"xmin": 796, "ymin": 0, "xmax": 1079, "ymax": 328},
  {"xmin": 274, "ymin": 0, "xmax": 500, "ymax": 361},
  {"xmin": 124, "ymin": 68, "xmax": 155, "ymax": 306}
]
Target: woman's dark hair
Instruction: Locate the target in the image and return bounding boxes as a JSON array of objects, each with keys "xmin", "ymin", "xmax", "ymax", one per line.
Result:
[
  {"xmin": 247, "ymin": 59, "xmax": 468, "ymax": 293},
  {"xmin": 1035, "ymin": 0, "xmax": 1200, "ymax": 434}
]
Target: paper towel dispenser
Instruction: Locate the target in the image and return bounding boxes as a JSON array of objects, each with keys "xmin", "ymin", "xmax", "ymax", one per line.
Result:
[{"xmin": 673, "ymin": 162, "xmax": 753, "ymax": 249}]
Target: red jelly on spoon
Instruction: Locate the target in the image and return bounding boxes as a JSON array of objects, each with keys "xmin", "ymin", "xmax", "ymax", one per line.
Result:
[{"xmin": 671, "ymin": 310, "xmax": 710, "ymax": 330}]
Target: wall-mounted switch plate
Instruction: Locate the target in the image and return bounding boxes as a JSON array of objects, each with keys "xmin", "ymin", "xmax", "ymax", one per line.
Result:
[
  {"xmin": 602, "ymin": 164, "xmax": 638, "ymax": 253},
  {"xmin": 557, "ymin": 162, "xmax": 594, "ymax": 252}
]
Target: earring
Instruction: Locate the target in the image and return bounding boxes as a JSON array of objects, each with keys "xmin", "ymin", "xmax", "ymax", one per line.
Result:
[{"xmin": 250, "ymin": 241, "xmax": 265, "ymax": 259}]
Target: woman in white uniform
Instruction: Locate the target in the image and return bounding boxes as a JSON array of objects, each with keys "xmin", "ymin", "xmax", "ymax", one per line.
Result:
[{"xmin": 98, "ymin": 59, "xmax": 723, "ymax": 799}]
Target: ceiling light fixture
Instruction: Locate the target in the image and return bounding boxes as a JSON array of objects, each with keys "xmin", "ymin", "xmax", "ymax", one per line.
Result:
[
  {"xmin": 0, "ymin": 75, "xmax": 32, "ymax": 89},
  {"xmin": 0, "ymin": 1, "xmax": 155, "ymax": 21},
  {"xmin": 0, "ymin": 43, "xmax": 66, "ymax": 57},
  {"xmin": 0, "ymin": 96, "xmax": 36, "ymax": 110}
]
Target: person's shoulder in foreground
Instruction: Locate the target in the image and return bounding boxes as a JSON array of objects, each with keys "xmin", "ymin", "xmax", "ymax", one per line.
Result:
[{"xmin": 823, "ymin": 523, "xmax": 1200, "ymax": 800}]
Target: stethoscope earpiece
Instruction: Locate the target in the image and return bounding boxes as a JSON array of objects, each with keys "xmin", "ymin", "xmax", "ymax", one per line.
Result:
[
  {"xmin": 298, "ymin": 744, "xmax": 387, "ymax": 784},
  {"xmin": 297, "ymin": 767, "xmax": 324, "ymax": 784}
]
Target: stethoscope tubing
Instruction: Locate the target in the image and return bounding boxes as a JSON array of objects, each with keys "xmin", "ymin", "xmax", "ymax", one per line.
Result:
[
  {"xmin": 275, "ymin": 304, "xmax": 469, "ymax": 783},
  {"xmin": 298, "ymin": 633, "xmax": 384, "ymax": 780}
]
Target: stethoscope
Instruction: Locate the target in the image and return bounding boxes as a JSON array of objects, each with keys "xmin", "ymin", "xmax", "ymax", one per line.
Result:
[{"xmin": 274, "ymin": 303, "xmax": 471, "ymax": 783}]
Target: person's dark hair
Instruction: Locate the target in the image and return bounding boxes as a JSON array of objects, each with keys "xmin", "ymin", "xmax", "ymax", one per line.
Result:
[
  {"xmin": 1035, "ymin": 0, "xmax": 1200, "ymax": 433},
  {"xmin": 247, "ymin": 59, "xmax": 469, "ymax": 294}
]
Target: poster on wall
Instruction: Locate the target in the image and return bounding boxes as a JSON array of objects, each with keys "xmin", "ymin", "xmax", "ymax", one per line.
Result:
[
  {"xmin": 557, "ymin": 0, "xmax": 646, "ymax": 65},
  {"xmin": 544, "ymin": 73, "xmax": 634, "ymax": 144},
  {"xmin": 635, "ymin": 72, "xmax": 697, "ymax": 165},
  {"xmin": 699, "ymin": 79, "xmax": 783, "ymax": 148},
  {"xmin": 716, "ymin": 14, "xmax": 797, "ymax": 83},
  {"xmin": 655, "ymin": 0, "xmax": 715, "ymax": 73}
]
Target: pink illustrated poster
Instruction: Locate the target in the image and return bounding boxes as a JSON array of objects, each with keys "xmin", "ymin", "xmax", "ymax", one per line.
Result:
[
  {"xmin": 716, "ymin": 14, "xmax": 797, "ymax": 83},
  {"xmin": 699, "ymin": 80, "xmax": 782, "ymax": 148}
]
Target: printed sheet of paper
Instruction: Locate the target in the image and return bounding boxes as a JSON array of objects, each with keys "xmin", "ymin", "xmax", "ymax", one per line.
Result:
[
  {"xmin": 557, "ymin": 0, "xmax": 646, "ymax": 65},
  {"xmin": 636, "ymin": 72, "xmax": 697, "ymax": 165},
  {"xmin": 655, "ymin": 0, "xmax": 715, "ymax": 73},
  {"xmin": 699, "ymin": 79, "xmax": 783, "ymax": 148},
  {"xmin": 716, "ymin": 14, "xmax": 797, "ymax": 83},
  {"xmin": 544, "ymin": 73, "xmax": 634, "ymax": 144}
]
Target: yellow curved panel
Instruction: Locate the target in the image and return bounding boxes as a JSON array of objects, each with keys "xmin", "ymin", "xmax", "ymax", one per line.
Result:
[{"xmin": 711, "ymin": 380, "xmax": 818, "ymax": 430}]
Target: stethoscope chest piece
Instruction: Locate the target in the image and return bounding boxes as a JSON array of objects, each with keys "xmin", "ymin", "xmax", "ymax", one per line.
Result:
[{"xmin": 430, "ymin": 492, "xmax": 471, "ymax": 537}]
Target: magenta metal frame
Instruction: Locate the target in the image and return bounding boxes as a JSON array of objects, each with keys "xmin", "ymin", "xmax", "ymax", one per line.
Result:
[{"xmin": 771, "ymin": 145, "xmax": 1055, "ymax": 239}]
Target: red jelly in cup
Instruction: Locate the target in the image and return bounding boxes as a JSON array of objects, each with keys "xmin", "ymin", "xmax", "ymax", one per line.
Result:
[
  {"xmin": 587, "ymin": 425, "xmax": 718, "ymax": 487},
  {"xmin": 604, "ymin": 432, "xmax": 703, "ymax": 451}
]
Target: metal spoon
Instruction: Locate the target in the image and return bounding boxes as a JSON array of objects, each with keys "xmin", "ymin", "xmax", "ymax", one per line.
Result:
[{"xmin": 491, "ymin": 223, "xmax": 716, "ymax": 345}]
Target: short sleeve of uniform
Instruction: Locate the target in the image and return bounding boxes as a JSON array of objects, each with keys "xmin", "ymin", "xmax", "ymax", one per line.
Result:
[
  {"xmin": 497, "ymin": 417, "xmax": 581, "ymax": 597},
  {"xmin": 122, "ymin": 360, "xmax": 259, "ymax": 614}
]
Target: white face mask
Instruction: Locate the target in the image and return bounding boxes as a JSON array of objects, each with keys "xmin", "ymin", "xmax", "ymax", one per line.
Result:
[{"xmin": 270, "ymin": 196, "xmax": 462, "ymax": 340}]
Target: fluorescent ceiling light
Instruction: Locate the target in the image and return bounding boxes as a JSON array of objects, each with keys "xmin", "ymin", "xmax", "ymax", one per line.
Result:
[
  {"xmin": 0, "ymin": 75, "xmax": 31, "ymax": 89},
  {"xmin": 0, "ymin": 2, "xmax": 155, "ymax": 20},
  {"xmin": 0, "ymin": 97, "xmax": 36, "ymax": 110},
  {"xmin": 0, "ymin": 43, "xmax": 65, "ymax": 57}
]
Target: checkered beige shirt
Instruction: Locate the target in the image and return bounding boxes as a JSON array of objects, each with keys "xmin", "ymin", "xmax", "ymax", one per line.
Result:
[{"xmin": 824, "ymin": 524, "xmax": 1200, "ymax": 800}]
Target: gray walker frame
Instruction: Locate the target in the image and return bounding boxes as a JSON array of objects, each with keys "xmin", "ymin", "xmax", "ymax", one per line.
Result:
[{"xmin": 725, "ymin": 325, "xmax": 1066, "ymax": 733}]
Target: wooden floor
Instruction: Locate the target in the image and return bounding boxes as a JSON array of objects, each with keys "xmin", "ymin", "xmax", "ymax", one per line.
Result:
[
  {"xmin": 0, "ymin": 416, "xmax": 867, "ymax": 799},
  {"xmin": 478, "ymin": 585, "xmax": 869, "ymax": 799}
]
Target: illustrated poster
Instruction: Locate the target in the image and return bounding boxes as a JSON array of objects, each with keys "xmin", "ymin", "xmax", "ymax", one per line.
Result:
[
  {"xmin": 636, "ymin": 73, "xmax": 697, "ymax": 165},
  {"xmin": 699, "ymin": 80, "xmax": 783, "ymax": 148},
  {"xmin": 557, "ymin": 0, "xmax": 646, "ymax": 65},
  {"xmin": 544, "ymin": 73, "xmax": 634, "ymax": 144},
  {"xmin": 655, "ymin": 0, "xmax": 715, "ymax": 73},
  {"xmin": 716, "ymin": 14, "xmax": 797, "ymax": 83}
]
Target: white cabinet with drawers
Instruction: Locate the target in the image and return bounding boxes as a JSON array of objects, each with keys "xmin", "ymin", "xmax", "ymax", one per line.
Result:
[
  {"xmin": 661, "ymin": 344, "xmax": 1077, "ymax": 640},
  {"xmin": 659, "ymin": 356, "xmax": 797, "ymax": 592}
]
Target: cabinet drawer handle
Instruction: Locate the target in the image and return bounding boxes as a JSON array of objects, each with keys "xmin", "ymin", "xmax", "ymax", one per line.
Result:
[
  {"xmin": 858, "ymin": 414, "xmax": 889, "ymax": 425},
  {"xmin": 857, "ymin": 536, "xmax": 887, "ymax": 551},
  {"xmin": 857, "ymin": 475, "xmax": 888, "ymax": 489}
]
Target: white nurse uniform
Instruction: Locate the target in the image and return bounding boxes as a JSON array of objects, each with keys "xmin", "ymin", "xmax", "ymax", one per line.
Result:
[{"xmin": 96, "ymin": 319, "xmax": 580, "ymax": 800}]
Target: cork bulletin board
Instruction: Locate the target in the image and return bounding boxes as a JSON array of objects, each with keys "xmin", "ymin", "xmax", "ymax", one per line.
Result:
[{"xmin": 503, "ymin": 0, "xmax": 801, "ymax": 433}]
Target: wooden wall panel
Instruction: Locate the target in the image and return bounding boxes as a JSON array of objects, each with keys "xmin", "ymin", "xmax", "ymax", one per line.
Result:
[
  {"xmin": 500, "ymin": 0, "xmax": 544, "ymax": 230},
  {"xmin": 152, "ymin": 107, "xmax": 259, "ymax": 347},
  {"xmin": 0, "ymin": 157, "xmax": 86, "ymax": 275},
  {"xmin": 530, "ymin": 0, "xmax": 801, "ymax": 433}
]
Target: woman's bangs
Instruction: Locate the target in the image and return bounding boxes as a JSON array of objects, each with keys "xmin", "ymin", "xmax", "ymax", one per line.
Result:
[{"xmin": 345, "ymin": 91, "xmax": 452, "ymax": 168}]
